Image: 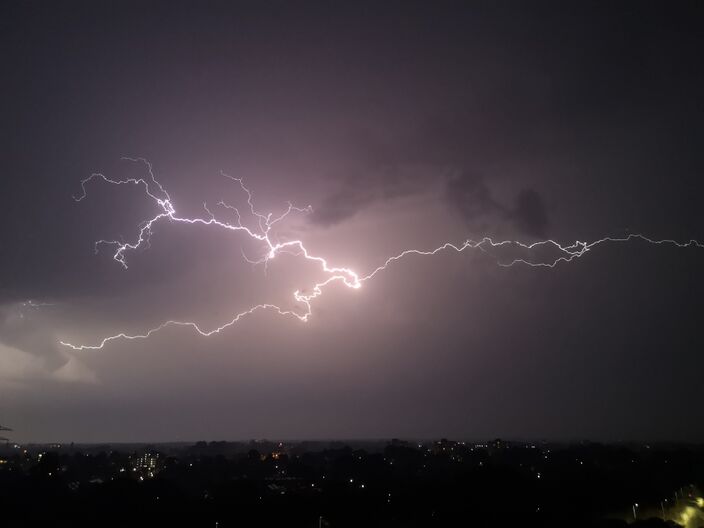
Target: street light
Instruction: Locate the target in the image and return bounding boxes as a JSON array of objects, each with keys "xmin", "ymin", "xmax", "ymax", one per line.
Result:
[{"xmin": 633, "ymin": 503, "xmax": 639, "ymax": 520}]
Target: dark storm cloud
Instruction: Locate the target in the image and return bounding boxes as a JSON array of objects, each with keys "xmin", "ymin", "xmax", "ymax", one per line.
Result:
[
  {"xmin": 309, "ymin": 127, "xmax": 551, "ymax": 237},
  {"xmin": 445, "ymin": 172, "xmax": 502, "ymax": 229},
  {"xmin": 512, "ymin": 189, "xmax": 548, "ymax": 237},
  {"xmin": 309, "ymin": 164, "xmax": 430, "ymax": 227},
  {"xmin": 304, "ymin": 1, "xmax": 703, "ymax": 238},
  {"xmin": 446, "ymin": 173, "xmax": 549, "ymax": 237},
  {"xmin": 310, "ymin": 187, "xmax": 374, "ymax": 227}
]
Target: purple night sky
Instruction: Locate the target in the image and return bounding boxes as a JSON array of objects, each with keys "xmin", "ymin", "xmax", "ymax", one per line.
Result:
[{"xmin": 1, "ymin": 1, "xmax": 703, "ymax": 443}]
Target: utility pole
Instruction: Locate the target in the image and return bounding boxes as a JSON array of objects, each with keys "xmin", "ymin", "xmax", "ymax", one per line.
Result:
[{"xmin": 0, "ymin": 424, "xmax": 11, "ymax": 444}]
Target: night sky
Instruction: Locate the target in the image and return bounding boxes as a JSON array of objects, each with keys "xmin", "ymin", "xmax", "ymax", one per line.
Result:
[{"xmin": 1, "ymin": 1, "xmax": 703, "ymax": 443}]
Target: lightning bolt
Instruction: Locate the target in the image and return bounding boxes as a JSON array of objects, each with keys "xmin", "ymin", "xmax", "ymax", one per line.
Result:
[{"xmin": 60, "ymin": 159, "xmax": 703, "ymax": 350}]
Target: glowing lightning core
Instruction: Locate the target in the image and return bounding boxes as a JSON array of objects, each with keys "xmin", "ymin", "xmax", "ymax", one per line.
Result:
[{"xmin": 60, "ymin": 159, "xmax": 703, "ymax": 350}]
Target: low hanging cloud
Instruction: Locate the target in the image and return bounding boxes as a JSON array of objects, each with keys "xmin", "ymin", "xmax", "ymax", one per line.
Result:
[{"xmin": 0, "ymin": 302, "xmax": 97, "ymax": 385}]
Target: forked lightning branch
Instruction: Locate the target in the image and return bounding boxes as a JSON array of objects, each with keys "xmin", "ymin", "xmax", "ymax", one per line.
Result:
[{"xmin": 60, "ymin": 158, "xmax": 703, "ymax": 350}]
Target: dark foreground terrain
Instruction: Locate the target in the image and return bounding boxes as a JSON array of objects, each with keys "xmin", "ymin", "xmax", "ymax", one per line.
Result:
[{"xmin": 1, "ymin": 439, "xmax": 702, "ymax": 527}]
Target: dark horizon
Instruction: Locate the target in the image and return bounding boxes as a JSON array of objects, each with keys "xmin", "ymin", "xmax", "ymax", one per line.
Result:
[{"xmin": 2, "ymin": 437, "xmax": 703, "ymax": 527}]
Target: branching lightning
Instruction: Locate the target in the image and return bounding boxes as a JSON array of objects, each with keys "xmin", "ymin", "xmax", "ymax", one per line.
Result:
[{"xmin": 60, "ymin": 159, "xmax": 703, "ymax": 350}]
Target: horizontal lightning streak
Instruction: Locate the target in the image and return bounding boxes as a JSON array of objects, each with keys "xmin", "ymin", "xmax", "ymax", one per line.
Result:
[
  {"xmin": 60, "ymin": 159, "xmax": 703, "ymax": 350},
  {"xmin": 362, "ymin": 235, "xmax": 704, "ymax": 280}
]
